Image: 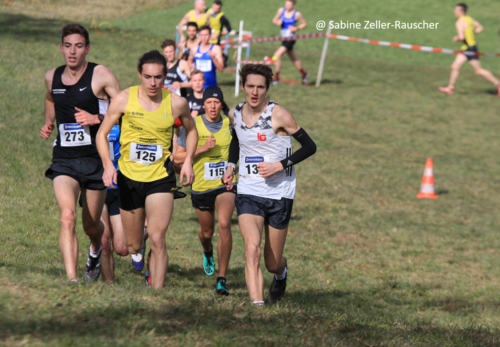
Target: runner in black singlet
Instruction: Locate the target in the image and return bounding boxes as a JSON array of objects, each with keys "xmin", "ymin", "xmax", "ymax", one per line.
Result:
[
  {"xmin": 162, "ymin": 39, "xmax": 191, "ymax": 97},
  {"xmin": 40, "ymin": 24, "xmax": 121, "ymax": 283}
]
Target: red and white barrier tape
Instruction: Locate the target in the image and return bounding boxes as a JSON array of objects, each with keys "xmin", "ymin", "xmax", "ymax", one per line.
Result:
[
  {"xmin": 249, "ymin": 32, "xmax": 326, "ymax": 43},
  {"xmin": 236, "ymin": 59, "xmax": 274, "ymax": 65},
  {"xmin": 328, "ymin": 33, "xmax": 500, "ymax": 57},
  {"xmin": 220, "ymin": 42, "xmax": 251, "ymax": 49},
  {"xmin": 220, "ymin": 35, "xmax": 253, "ymax": 44}
]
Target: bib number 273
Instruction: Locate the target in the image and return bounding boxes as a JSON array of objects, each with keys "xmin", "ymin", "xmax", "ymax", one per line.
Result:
[{"xmin": 59, "ymin": 123, "xmax": 91, "ymax": 147}]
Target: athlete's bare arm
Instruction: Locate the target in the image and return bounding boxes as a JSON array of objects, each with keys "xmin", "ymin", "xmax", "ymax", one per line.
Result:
[
  {"xmin": 179, "ymin": 60, "xmax": 192, "ymax": 88},
  {"xmin": 272, "ymin": 8, "xmax": 284, "ymax": 26},
  {"xmin": 178, "ymin": 12, "xmax": 191, "ymax": 42},
  {"xmin": 175, "ymin": 132, "xmax": 216, "ymax": 164},
  {"xmin": 454, "ymin": 19, "xmax": 466, "ymax": 42},
  {"xmin": 96, "ymin": 89, "xmax": 130, "ymax": 188},
  {"xmin": 289, "ymin": 11, "xmax": 307, "ymax": 33},
  {"xmin": 41, "ymin": 69, "xmax": 56, "ymax": 139},
  {"xmin": 75, "ymin": 65, "xmax": 121, "ymax": 126},
  {"xmin": 187, "ymin": 47, "xmax": 196, "ymax": 70},
  {"xmin": 257, "ymin": 105, "xmax": 300, "ymax": 178},
  {"xmin": 171, "ymin": 94, "xmax": 197, "ymax": 186},
  {"xmin": 472, "ymin": 18, "xmax": 484, "ymax": 34},
  {"xmin": 208, "ymin": 45, "xmax": 224, "ymax": 72},
  {"xmin": 221, "ymin": 108, "xmax": 235, "ymax": 189}
]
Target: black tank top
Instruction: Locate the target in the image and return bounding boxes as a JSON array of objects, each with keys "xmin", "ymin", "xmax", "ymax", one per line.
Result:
[
  {"xmin": 164, "ymin": 60, "xmax": 189, "ymax": 97},
  {"xmin": 51, "ymin": 62, "xmax": 109, "ymax": 159}
]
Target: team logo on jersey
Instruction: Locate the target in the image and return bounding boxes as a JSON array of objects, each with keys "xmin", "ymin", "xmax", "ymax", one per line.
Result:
[
  {"xmin": 79, "ymin": 87, "xmax": 87, "ymax": 91},
  {"xmin": 52, "ymin": 89, "xmax": 66, "ymax": 94},
  {"xmin": 257, "ymin": 133, "xmax": 267, "ymax": 141}
]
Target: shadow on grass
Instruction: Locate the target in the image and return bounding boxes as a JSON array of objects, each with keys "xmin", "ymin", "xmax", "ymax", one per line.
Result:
[
  {"xmin": 1, "ymin": 289, "xmax": 499, "ymax": 346},
  {"xmin": 0, "ymin": 13, "xmax": 62, "ymax": 43}
]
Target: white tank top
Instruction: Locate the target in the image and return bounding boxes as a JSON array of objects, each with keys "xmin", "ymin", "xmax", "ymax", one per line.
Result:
[{"xmin": 234, "ymin": 101, "xmax": 296, "ymax": 200}]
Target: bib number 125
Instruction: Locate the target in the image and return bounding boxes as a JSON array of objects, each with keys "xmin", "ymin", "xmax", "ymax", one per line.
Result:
[{"xmin": 130, "ymin": 143, "xmax": 162, "ymax": 165}]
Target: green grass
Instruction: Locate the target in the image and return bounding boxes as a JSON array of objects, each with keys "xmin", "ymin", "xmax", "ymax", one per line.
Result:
[{"xmin": 2, "ymin": 0, "xmax": 500, "ymax": 345}]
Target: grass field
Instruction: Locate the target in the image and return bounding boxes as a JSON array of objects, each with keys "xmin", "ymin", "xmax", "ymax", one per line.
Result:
[{"xmin": 2, "ymin": 0, "xmax": 500, "ymax": 345}]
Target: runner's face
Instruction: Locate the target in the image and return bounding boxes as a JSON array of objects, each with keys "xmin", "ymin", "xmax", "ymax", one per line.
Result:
[
  {"xmin": 204, "ymin": 98, "xmax": 222, "ymax": 120},
  {"xmin": 454, "ymin": 6, "xmax": 463, "ymax": 17},
  {"xmin": 285, "ymin": 1, "xmax": 295, "ymax": 11},
  {"xmin": 212, "ymin": 4, "xmax": 221, "ymax": 14},
  {"xmin": 242, "ymin": 74, "xmax": 268, "ymax": 108},
  {"xmin": 139, "ymin": 63, "xmax": 165, "ymax": 97},
  {"xmin": 195, "ymin": 0, "xmax": 206, "ymax": 12},
  {"xmin": 199, "ymin": 29, "xmax": 210, "ymax": 44},
  {"xmin": 60, "ymin": 34, "xmax": 89, "ymax": 68},
  {"xmin": 191, "ymin": 73, "xmax": 205, "ymax": 92},
  {"xmin": 162, "ymin": 45, "xmax": 176, "ymax": 63},
  {"xmin": 187, "ymin": 26, "xmax": 198, "ymax": 40}
]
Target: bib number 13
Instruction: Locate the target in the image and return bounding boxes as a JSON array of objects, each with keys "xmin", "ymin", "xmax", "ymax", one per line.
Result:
[
  {"xmin": 241, "ymin": 156, "xmax": 269, "ymax": 179},
  {"xmin": 130, "ymin": 143, "xmax": 162, "ymax": 165}
]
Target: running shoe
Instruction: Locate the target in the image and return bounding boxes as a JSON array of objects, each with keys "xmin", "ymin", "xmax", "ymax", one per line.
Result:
[
  {"xmin": 203, "ymin": 247, "xmax": 215, "ymax": 276},
  {"xmin": 145, "ymin": 269, "xmax": 151, "ymax": 287},
  {"xmin": 216, "ymin": 277, "xmax": 229, "ymax": 296},
  {"xmin": 271, "ymin": 79, "xmax": 280, "ymax": 86},
  {"xmin": 438, "ymin": 86, "xmax": 454, "ymax": 95},
  {"xmin": 83, "ymin": 249, "xmax": 101, "ymax": 282},
  {"xmin": 132, "ymin": 238, "xmax": 146, "ymax": 272},
  {"xmin": 302, "ymin": 72, "xmax": 310, "ymax": 85},
  {"xmin": 268, "ymin": 259, "xmax": 287, "ymax": 303}
]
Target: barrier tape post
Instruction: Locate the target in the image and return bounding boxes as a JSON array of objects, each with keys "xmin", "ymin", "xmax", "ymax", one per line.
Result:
[
  {"xmin": 316, "ymin": 23, "xmax": 332, "ymax": 88},
  {"xmin": 235, "ymin": 20, "xmax": 244, "ymax": 97}
]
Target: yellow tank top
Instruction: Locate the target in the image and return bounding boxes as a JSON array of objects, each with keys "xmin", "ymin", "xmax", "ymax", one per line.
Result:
[
  {"xmin": 119, "ymin": 86, "xmax": 174, "ymax": 182},
  {"xmin": 208, "ymin": 11, "xmax": 224, "ymax": 44},
  {"xmin": 459, "ymin": 15, "xmax": 476, "ymax": 50},
  {"xmin": 189, "ymin": 10, "xmax": 208, "ymax": 29},
  {"xmin": 192, "ymin": 114, "xmax": 236, "ymax": 192}
]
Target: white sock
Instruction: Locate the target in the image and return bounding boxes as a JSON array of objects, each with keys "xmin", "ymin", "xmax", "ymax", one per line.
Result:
[
  {"xmin": 89, "ymin": 245, "xmax": 102, "ymax": 258},
  {"xmin": 252, "ymin": 301, "xmax": 264, "ymax": 306},
  {"xmin": 131, "ymin": 253, "xmax": 143, "ymax": 263},
  {"xmin": 275, "ymin": 267, "xmax": 287, "ymax": 281}
]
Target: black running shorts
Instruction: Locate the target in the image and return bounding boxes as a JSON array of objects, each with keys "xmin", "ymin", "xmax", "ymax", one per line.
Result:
[
  {"xmin": 235, "ymin": 194, "xmax": 294, "ymax": 230},
  {"xmin": 45, "ymin": 157, "xmax": 105, "ymax": 190},
  {"xmin": 464, "ymin": 45, "xmax": 479, "ymax": 61},
  {"xmin": 282, "ymin": 40, "xmax": 296, "ymax": 51},
  {"xmin": 191, "ymin": 186, "xmax": 236, "ymax": 212},
  {"xmin": 117, "ymin": 172, "xmax": 186, "ymax": 211},
  {"xmin": 105, "ymin": 188, "xmax": 120, "ymax": 216}
]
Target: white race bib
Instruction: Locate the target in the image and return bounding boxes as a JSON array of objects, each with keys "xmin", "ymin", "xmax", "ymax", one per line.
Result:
[
  {"xmin": 240, "ymin": 156, "xmax": 270, "ymax": 179},
  {"xmin": 204, "ymin": 161, "xmax": 227, "ymax": 181},
  {"xmin": 129, "ymin": 142, "xmax": 162, "ymax": 165},
  {"xmin": 280, "ymin": 29, "xmax": 292, "ymax": 38},
  {"xmin": 196, "ymin": 59, "xmax": 212, "ymax": 72},
  {"xmin": 59, "ymin": 123, "xmax": 91, "ymax": 147},
  {"xmin": 107, "ymin": 134, "xmax": 114, "ymax": 159}
]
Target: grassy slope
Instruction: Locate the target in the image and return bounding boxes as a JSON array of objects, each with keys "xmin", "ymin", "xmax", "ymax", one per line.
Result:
[{"xmin": 2, "ymin": 0, "xmax": 500, "ymax": 346}]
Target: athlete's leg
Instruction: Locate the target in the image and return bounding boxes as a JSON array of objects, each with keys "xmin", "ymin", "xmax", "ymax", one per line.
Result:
[
  {"xmin": 239, "ymin": 214, "xmax": 265, "ymax": 302},
  {"xmin": 100, "ymin": 204, "xmax": 115, "ymax": 283},
  {"xmin": 53, "ymin": 176, "xmax": 81, "ymax": 281},
  {"xmin": 80, "ymin": 188, "xmax": 106, "ymax": 253},
  {"xmin": 448, "ymin": 54, "xmax": 468, "ymax": 89},
  {"xmin": 120, "ymin": 208, "xmax": 146, "ymax": 255},
  {"xmin": 287, "ymin": 49, "xmax": 304, "ymax": 73},
  {"xmin": 272, "ymin": 46, "xmax": 288, "ymax": 79},
  {"xmin": 195, "ymin": 209, "xmax": 215, "ymax": 253},
  {"xmin": 263, "ymin": 224, "xmax": 288, "ymax": 276},
  {"xmin": 110, "ymin": 214, "xmax": 128, "ymax": 256},
  {"xmin": 469, "ymin": 60, "xmax": 500, "ymax": 86},
  {"xmin": 214, "ymin": 192, "xmax": 235, "ymax": 278},
  {"xmin": 145, "ymin": 192, "xmax": 174, "ymax": 289}
]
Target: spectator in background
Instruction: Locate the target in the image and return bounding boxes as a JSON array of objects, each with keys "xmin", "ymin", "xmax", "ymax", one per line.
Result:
[{"xmin": 178, "ymin": 22, "xmax": 200, "ymax": 61}]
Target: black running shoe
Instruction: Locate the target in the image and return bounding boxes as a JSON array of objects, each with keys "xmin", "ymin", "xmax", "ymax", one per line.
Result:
[
  {"xmin": 302, "ymin": 72, "xmax": 310, "ymax": 85},
  {"xmin": 268, "ymin": 259, "xmax": 287, "ymax": 303},
  {"xmin": 83, "ymin": 249, "xmax": 101, "ymax": 282}
]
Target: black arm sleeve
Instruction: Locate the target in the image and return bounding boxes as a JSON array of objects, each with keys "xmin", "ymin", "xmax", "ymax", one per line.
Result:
[
  {"xmin": 280, "ymin": 127, "xmax": 316, "ymax": 170},
  {"xmin": 228, "ymin": 126, "xmax": 240, "ymax": 165},
  {"xmin": 220, "ymin": 15, "xmax": 231, "ymax": 32}
]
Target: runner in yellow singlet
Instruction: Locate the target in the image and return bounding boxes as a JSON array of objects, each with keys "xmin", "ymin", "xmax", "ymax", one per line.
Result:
[
  {"xmin": 175, "ymin": 86, "xmax": 236, "ymax": 296},
  {"xmin": 207, "ymin": 0, "xmax": 231, "ymax": 45},
  {"xmin": 178, "ymin": 0, "xmax": 210, "ymax": 45},
  {"xmin": 438, "ymin": 3, "xmax": 500, "ymax": 96},
  {"xmin": 96, "ymin": 50, "xmax": 198, "ymax": 289}
]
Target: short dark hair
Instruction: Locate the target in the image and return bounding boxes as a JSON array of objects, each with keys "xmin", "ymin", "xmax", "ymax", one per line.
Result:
[
  {"xmin": 457, "ymin": 3, "xmax": 467, "ymax": 12},
  {"xmin": 187, "ymin": 22, "xmax": 199, "ymax": 30},
  {"xmin": 239, "ymin": 64, "xmax": 273, "ymax": 89},
  {"xmin": 213, "ymin": 0, "xmax": 222, "ymax": 6},
  {"xmin": 161, "ymin": 39, "xmax": 176, "ymax": 49},
  {"xmin": 198, "ymin": 25, "xmax": 211, "ymax": 34},
  {"xmin": 137, "ymin": 50, "xmax": 167, "ymax": 75},
  {"xmin": 62, "ymin": 23, "xmax": 90, "ymax": 46}
]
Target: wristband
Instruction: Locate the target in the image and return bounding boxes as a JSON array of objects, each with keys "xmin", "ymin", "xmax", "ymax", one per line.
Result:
[{"xmin": 226, "ymin": 162, "xmax": 236, "ymax": 170}]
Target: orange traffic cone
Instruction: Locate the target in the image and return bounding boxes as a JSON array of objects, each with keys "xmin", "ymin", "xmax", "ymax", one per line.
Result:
[{"xmin": 416, "ymin": 158, "xmax": 438, "ymax": 199}]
